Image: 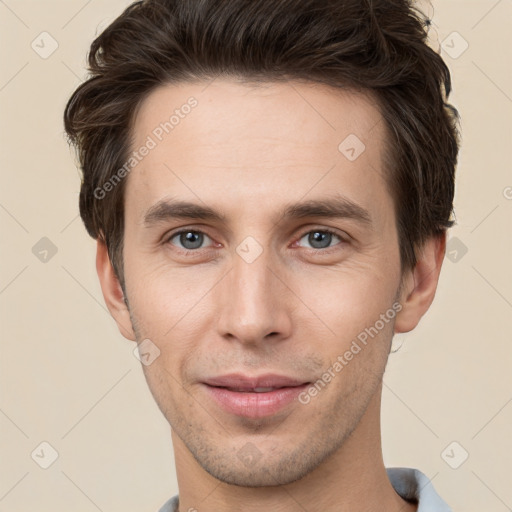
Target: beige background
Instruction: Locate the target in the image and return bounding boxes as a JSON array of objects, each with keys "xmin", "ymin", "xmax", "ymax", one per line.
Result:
[{"xmin": 0, "ymin": 1, "xmax": 511, "ymax": 510}]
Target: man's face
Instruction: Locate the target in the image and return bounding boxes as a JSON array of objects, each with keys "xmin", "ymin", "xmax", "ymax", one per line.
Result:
[{"xmin": 122, "ymin": 80, "xmax": 403, "ymax": 486}]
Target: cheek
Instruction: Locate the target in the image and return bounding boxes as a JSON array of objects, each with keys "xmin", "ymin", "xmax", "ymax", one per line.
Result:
[
  {"xmin": 126, "ymin": 260, "xmax": 215, "ymax": 330},
  {"xmin": 294, "ymin": 266, "xmax": 399, "ymax": 339},
  {"xmin": 127, "ymin": 268, "xmax": 220, "ymax": 375}
]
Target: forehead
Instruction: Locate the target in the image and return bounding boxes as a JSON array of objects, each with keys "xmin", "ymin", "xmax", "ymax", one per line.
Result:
[
  {"xmin": 133, "ymin": 79, "xmax": 383, "ymax": 150},
  {"xmin": 126, "ymin": 79, "xmax": 391, "ymax": 224}
]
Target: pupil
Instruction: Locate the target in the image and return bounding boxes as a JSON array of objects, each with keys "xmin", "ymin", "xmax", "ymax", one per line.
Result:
[
  {"xmin": 181, "ymin": 231, "xmax": 202, "ymax": 249},
  {"xmin": 309, "ymin": 231, "xmax": 331, "ymax": 249}
]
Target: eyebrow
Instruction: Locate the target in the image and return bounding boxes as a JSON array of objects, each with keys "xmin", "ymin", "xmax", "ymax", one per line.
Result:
[
  {"xmin": 143, "ymin": 199, "xmax": 226, "ymax": 226},
  {"xmin": 142, "ymin": 195, "xmax": 372, "ymax": 227},
  {"xmin": 280, "ymin": 196, "xmax": 372, "ymax": 225}
]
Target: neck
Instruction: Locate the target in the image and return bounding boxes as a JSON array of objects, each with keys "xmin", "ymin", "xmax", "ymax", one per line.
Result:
[{"xmin": 171, "ymin": 384, "xmax": 417, "ymax": 512}]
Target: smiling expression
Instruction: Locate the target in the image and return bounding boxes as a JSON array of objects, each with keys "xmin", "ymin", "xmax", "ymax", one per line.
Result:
[{"xmin": 118, "ymin": 79, "xmax": 404, "ymax": 486}]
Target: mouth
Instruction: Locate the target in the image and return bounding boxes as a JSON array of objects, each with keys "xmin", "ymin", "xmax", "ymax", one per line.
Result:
[
  {"xmin": 201, "ymin": 374, "xmax": 311, "ymax": 419},
  {"xmin": 214, "ymin": 386, "xmax": 294, "ymax": 393}
]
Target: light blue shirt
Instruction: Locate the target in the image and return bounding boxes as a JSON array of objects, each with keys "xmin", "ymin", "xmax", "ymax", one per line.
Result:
[{"xmin": 158, "ymin": 467, "xmax": 452, "ymax": 511}]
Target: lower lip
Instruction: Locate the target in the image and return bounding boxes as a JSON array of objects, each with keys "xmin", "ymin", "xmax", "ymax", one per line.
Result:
[{"xmin": 203, "ymin": 384, "xmax": 309, "ymax": 419}]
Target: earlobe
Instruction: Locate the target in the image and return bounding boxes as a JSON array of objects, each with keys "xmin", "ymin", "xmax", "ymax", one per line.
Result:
[
  {"xmin": 95, "ymin": 240, "xmax": 136, "ymax": 341},
  {"xmin": 394, "ymin": 232, "xmax": 447, "ymax": 334}
]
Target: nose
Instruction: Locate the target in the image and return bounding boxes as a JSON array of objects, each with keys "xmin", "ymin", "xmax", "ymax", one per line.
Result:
[{"xmin": 215, "ymin": 245, "xmax": 293, "ymax": 345}]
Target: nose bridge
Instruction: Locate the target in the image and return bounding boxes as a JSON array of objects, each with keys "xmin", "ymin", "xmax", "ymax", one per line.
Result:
[{"xmin": 216, "ymin": 239, "xmax": 291, "ymax": 343}]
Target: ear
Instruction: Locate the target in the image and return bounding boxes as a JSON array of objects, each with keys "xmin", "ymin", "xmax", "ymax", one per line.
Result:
[
  {"xmin": 394, "ymin": 232, "xmax": 446, "ymax": 334},
  {"xmin": 96, "ymin": 240, "xmax": 136, "ymax": 341}
]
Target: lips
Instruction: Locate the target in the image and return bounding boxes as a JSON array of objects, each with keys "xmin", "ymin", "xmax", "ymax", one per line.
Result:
[
  {"xmin": 224, "ymin": 387, "xmax": 278, "ymax": 393},
  {"xmin": 203, "ymin": 373, "xmax": 309, "ymax": 390},
  {"xmin": 202, "ymin": 373, "xmax": 311, "ymax": 418}
]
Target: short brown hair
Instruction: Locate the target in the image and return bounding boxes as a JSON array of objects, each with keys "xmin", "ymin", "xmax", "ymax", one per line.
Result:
[{"xmin": 64, "ymin": 0, "xmax": 460, "ymax": 288}]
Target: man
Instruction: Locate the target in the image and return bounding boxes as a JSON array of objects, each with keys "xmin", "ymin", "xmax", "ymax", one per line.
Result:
[{"xmin": 64, "ymin": 0, "xmax": 460, "ymax": 510}]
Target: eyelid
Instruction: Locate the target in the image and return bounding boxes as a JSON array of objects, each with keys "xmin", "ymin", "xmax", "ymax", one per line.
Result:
[
  {"xmin": 163, "ymin": 224, "xmax": 212, "ymax": 239},
  {"xmin": 296, "ymin": 226, "xmax": 350, "ymax": 242},
  {"xmin": 165, "ymin": 228, "xmax": 216, "ymax": 248},
  {"xmin": 294, "ymin": 226, "xmax": 349, "ymax": 251},
  {"xmin": 164, "ymin": 225, "xmax": 351, "ymax": 252}
]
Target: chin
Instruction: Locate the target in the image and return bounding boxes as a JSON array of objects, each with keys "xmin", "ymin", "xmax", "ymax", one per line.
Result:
[{"xmin": 202, "ymin": 460, "xmax": 312, "ymax": 488}]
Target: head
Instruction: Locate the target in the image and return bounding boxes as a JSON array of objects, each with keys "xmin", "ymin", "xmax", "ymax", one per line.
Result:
[{"xmin": 64, "ymin": 0, "xmax": 459, "ymax": 488}]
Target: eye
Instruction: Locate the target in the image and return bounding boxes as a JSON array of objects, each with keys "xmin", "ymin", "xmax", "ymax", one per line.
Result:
[
  {"xmin": 296, "ymin": 229, "xmax": 344, "ymax": 250},
  {"xmin": 167, "ymin": 230, "xmax": 213, "ymax": 251},
  {"xmin": 165, "ymin": 228, "xmax": 346, "ymax": 254}
]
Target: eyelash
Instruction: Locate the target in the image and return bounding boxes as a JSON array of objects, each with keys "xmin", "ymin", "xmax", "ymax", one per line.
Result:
[
  {"xmin": 295, "ymin": 228, "xmax": 346, "ymax": 252},
  {"xmin": 165, "ymin": 227, "xmax": 347, "ymax": 254}
]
